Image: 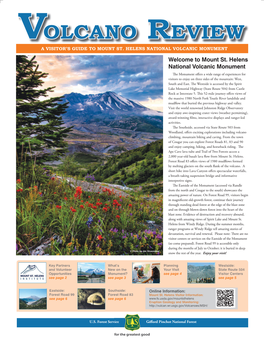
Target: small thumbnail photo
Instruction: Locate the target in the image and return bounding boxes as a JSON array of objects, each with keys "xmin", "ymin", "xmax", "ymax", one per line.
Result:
[
  {"xmin": 187, "ymin": 262, "xmax": 215, "ymax": 283},
  {"xmin": 19, "ymin": 288, "xmax": 47, "ymax": 310},
  {"xmin": 77, "ymin": 262, "xmax": 105, "ymax": 283},
  {"xmin": 78, "ymin": 289, "xmax": 105, "ymax": 310},
  {"xmin": 132, "ymin": 262, "xmax": 160, "ymax": 284}
]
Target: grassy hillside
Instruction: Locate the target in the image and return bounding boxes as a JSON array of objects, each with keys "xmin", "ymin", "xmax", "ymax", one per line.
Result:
[
  {"xmin": 107, "ymin": 116, "xmax": 163, "ymax": 133},
  {"xmin": 93, "ymin": 140, "xmax": 163, "ymax": 188}
]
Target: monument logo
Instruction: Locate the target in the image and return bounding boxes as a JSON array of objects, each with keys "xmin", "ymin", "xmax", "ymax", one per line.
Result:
[{"xmin": 18, "ymin": 262, "xmax": 46, "ymax": 283}]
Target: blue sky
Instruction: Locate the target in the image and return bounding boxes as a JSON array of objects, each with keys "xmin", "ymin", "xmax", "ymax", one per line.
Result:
[
  {"xmin": 78, "ymin": 262, "xmax": 105, "ymax": 271},
  {"xmin": 35, "ymin": 55, "xmax": 163, "ymax": 111},
  {"xmin": 19, "ymin": 289, "xmax": 47, "ymax": 298}
]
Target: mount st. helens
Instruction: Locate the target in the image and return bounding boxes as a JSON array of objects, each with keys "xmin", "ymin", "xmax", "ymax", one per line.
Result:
[
  {"xmin": 78, "ymin": 268, "xmax": 105, "ymax": 275},
  {"xmin": 60, "ymin": 91, "xmax": 163, "ymax": 158},
  {"xmin": 62, "ymin": 91, "xmax": 162, "ymax": 119}
]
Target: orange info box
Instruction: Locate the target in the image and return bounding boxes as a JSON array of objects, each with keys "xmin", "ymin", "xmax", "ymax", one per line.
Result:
[
  {"xmin": 17, "ymin": 260, "xmax": 248, "ymax": 312},
  {"xmin": 16, "ymin": 44, "xmax": 248, "ymax": 54}
]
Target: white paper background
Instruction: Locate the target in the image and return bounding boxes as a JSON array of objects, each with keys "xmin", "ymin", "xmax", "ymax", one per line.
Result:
[{"xmin": 1, "ymin": 0, "xmax": 263, "ymax": 347}]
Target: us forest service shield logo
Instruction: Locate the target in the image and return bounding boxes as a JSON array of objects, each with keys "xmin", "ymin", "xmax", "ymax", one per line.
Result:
[{"xmin": 125, "ymin": 314, "xmax": 140, "ymax": 331}]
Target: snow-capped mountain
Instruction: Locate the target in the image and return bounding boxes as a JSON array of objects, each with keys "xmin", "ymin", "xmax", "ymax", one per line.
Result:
[
  {"xmin": 85, "ymin": 268, "xmax": 105, "ymax": 275},
  {"xmin": 62, "ymin": 91, "xmax": 162, "ymax": 119},
  {"xmin": 28, "ymin": 295, "xmax": 41, "ymax": 300}
]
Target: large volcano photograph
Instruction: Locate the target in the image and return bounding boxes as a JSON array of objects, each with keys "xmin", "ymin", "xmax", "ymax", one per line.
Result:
[{"xmin": 16, "ymin": 55, "xmax": 163, "ymax": 256}]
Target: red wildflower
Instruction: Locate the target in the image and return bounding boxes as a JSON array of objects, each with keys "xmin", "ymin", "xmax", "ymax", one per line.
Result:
[
  {"xmin": 51, "ymin": 177, "xmax": 55, "ymax": 181},
  {"xmin": 74, "ymin": 186, "xmax": 82, "ymax": 199},
  {"xmin": 64, "ymin": 197, "xmax": 68, "ymax": 200},
  {"xmin": 56, "ymin": 205, "xmax": 62, "ymax": 209},
  {"xmin": 16, "ymin": 179, "xmax": 21, "ymax": 183},
  {"xmin": 116, "ymin": 215, "xmax": 120, "ymax": 219},
  {"xmin": 97, "ymin": 235, "xmax": 103, "ymax": 241},
  {"xmin": 70, "ymin": 207, "xmax": 76, "ymax": 213},
  {"xmin": 129, "ymin": 204, "xmax": 132, "ymax": 208},
  {"xmin": 80, "ymin": 205, "xmax": 84, "ymax": 209},
  {"xmin": 103, "ymin": 207, "xmax": 108, "ymax": 212}
]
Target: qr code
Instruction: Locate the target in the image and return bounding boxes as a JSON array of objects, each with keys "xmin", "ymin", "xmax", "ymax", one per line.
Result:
[{"xmin": 216, "ymin": 289, "xmax": 235, "ymax": 308}]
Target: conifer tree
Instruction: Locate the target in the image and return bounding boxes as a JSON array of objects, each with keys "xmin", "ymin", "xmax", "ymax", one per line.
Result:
[{"xmin": 16, "ymin": 55, "xmax": 72, "ymax": 168}]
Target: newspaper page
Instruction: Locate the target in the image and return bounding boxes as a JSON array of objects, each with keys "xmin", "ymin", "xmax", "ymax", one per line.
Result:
[{"xmin": 1, "ymin": 0, "xmax": 263, "ymax": 347}]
